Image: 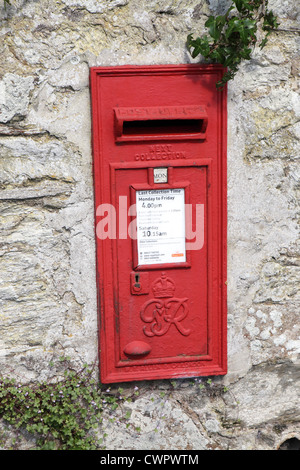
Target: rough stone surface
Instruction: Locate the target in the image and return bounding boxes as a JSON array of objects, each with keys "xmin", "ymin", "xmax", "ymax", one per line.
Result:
[
  {"xmin": 0, "ymin": 73, "xmax": 34, "ymax": 123},
  {"xmin": 0, "ymin": 0, "xmax": 299, "ymax": 450}
]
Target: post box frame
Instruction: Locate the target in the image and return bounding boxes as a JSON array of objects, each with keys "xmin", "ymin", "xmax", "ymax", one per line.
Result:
[{"xmin": 90, "ymin": 64, "xmax": 227, "ymax": 383}]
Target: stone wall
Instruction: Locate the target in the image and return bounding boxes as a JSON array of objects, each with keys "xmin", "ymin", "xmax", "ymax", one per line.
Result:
[{"xmin": 0, "ymin": 0, "xmax": 299, "ymax": 450}]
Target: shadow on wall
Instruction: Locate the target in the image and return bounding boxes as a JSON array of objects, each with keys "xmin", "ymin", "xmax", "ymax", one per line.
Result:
[{"xmin": 278, "ymin": 437, "xmax": 300, "ymax": 450}]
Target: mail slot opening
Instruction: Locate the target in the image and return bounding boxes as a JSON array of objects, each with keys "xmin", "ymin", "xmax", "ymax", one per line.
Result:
[
  {"xmin": 123, "ymin": 119, "xmax": 205, "ymax": 137},
  {"xmin": 114, "ymin": 106, "xmax": 208, "ymax": 142}
]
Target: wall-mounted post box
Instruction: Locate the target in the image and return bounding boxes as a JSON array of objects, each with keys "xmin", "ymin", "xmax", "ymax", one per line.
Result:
[{"xmin": 90, "ymin": 65, "xmax": 227, "ymax": 383}]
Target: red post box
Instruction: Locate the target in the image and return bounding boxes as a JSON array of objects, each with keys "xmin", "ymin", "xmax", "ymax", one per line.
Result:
[{"xmin": 90, "ymin": 65, "xmax": 227, "ymax": 383}]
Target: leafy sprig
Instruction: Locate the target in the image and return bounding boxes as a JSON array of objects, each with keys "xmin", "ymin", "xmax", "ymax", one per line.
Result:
[
  {"xmin": 187, "ymin": 0, "xmax": 279, "ymax": 87},
  {"xmin": 0, "ymin": 360, "xmax": 135, "ymax": 450}
]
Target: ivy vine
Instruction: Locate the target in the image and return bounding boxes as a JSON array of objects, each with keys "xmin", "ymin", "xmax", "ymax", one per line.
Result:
[
  {"xmin": 0, "ymin": 356, "xmax": 237, "ymax": 450},
  {"xmin": 187, "ymin": 0, "xmax": 279, "ymax": 87},
  {"xmin": 0, "ymin": 358, "xmax": 139, "ymax": 450}
]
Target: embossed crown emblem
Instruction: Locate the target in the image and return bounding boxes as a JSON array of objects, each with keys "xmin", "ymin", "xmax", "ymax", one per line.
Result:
[{"xmin": 152, "ymin": 272, "xmax": 175, "ymax": 298}]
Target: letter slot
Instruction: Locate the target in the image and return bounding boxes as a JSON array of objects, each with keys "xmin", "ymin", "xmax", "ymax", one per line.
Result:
[{"xmin": 114, "ymin": 106, "xmax": 208, "ymax": 142}]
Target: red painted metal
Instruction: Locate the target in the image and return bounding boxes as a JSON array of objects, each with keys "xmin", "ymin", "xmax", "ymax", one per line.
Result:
[{"xmin": 90, "ymin": 64, "xmax": 227, "ymax": 383}]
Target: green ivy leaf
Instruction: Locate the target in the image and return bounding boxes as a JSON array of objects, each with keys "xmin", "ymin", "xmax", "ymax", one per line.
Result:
[
  {"xmin": 234, "ymin": 0, "xmax": 244, "ymax": 12},
  {"xmin": 259, "ymin": 37, "xmax": 268, "ymax": 49},
  {"xmin": 263, "ymin": 11, "xmax": 280, "ymax": 30},
  {"xmin": 225, "ymin": 17, "xmax": 241, "ymax": 39},
  {"xmin": 240, "ymin": 46, "xmax": 252, "ymax": 59},
  {"xmin": 205, "ymin": 15, "xmax": 226, "ymax": 41}
]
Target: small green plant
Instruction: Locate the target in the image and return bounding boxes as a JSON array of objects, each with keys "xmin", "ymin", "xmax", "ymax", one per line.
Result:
[
  {"xmin": 187, "ymin": 0, "xmax": 279, "ymax": 87},
  {"xmin": 0, "ymin": 360, "xmax": 133, "ymax": 450}
]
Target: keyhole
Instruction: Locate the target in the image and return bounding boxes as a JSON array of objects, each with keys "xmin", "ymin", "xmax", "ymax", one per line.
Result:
[
  {"xmin": 130, "ymin": 271, "xmax": 149, "ymax": 295},
  {"xmin": 134, "ymin": 273, "xmax": 141, "ymax": 291}
]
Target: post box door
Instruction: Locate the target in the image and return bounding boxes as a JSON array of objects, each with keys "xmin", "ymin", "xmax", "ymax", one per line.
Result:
[
  {"xmin": 115, "ymin": 163, "xmax": 208, "ymax": 363},
  {"xmin": 90, "ymin": 65, "xmax": 227, "ymax": 383}
]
